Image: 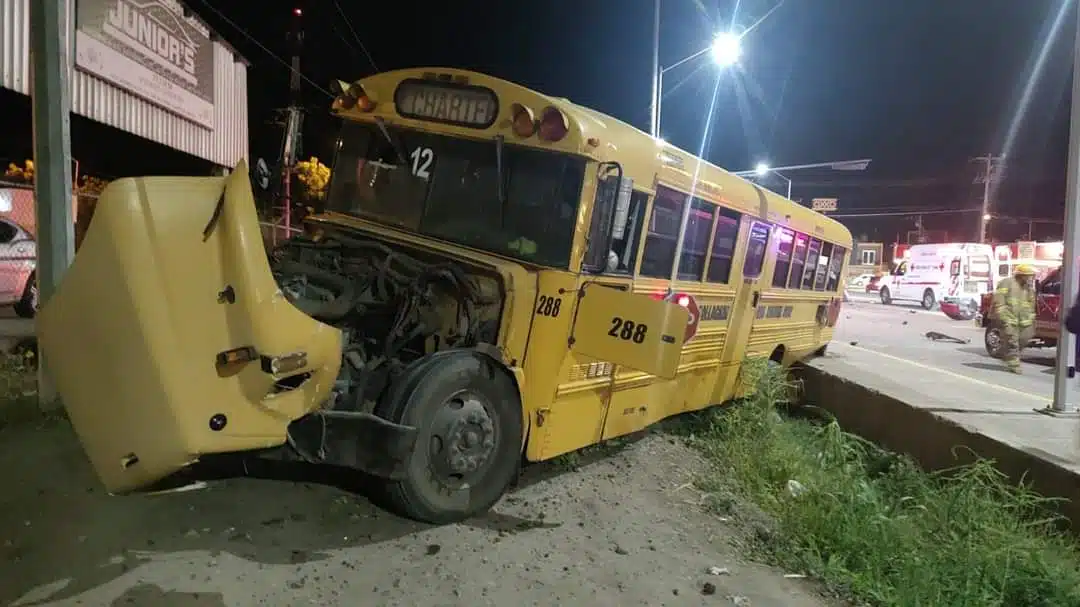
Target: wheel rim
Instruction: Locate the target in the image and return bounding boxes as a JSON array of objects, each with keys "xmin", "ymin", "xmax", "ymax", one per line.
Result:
[
  {"xmin": 427, "ymin": 390, "xmax": 498, "ymax": 490},
  {"xmin": 30, "ymin": 283, "xmax": 38, "ymax": 310},
  {"xmin": 881, "ymin": 289, "xmax": 889, "ymax": 303},
  {"xmin": 924, "ymin": 293, "xmax": 933, "ymax": 308},
  {"xmin": 986, "ymin": 330, "xmax": 1001, "ymax": 351}
]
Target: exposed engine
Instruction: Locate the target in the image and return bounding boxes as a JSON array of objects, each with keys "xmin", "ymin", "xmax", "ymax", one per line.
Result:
[{"xmin": 269, "ymin": 229, "xmax": 504, "ymax": 423}]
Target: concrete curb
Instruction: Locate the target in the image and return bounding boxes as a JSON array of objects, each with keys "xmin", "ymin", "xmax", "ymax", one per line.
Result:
[{"xmin": 793, "ymin": 362, "xmax": 1080, "ymax": 529}]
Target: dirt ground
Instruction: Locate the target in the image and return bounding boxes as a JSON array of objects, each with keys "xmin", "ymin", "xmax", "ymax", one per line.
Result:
[{"xmin": 0, "ymin": 418, "xmax": 838, "ymax": 607}]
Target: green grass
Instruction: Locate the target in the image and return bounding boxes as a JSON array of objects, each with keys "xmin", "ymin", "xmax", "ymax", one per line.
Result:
[{"xmin": 683, "ymin": 359, "xmax": 1080, "ymax": 607}]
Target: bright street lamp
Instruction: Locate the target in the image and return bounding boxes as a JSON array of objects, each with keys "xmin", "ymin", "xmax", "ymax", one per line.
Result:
[
  {"xmin": 649, "ymin": 1, "xmax": 742, "ymax": 138},
  {"xmin": 753, "ymin": 162, "xmax": 791, "ymax": 198},
  {"xmin": 710, "ymin": 32, "xmax": 742, "ymax": 67}
]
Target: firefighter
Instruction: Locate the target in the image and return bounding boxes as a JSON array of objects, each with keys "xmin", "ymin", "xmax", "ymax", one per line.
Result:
[{"xmin": 992, "ymin": 263, "xmax": 1037, "ymax": 373}]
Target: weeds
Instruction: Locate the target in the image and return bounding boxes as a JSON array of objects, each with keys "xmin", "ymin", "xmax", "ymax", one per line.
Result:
[
  {"xmin": 0, "ymin": 349, "xmax": 45, "ymax": 429},
  {"xmin": 686, "ymin": 359, "xmax": 1080, "ymax": 607}
]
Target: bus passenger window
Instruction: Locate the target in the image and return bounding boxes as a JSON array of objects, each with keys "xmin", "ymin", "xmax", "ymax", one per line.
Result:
[
  {"xmin": 593, "ymin": 190, "xmax": 648, "ymax": 274},
  {"xmin": 813, "ymin": 242, "xmax": 833, "ymax": 290},
  {"xmin": 676, "ymin": 198, "xmax": 715, "ymax": 280},
  {"xmin": 826, "ymin": 246, "xmax": 846, "ymax": 291},
  {"xmin": 772, "ymin": 228, "xmax": 795, "ymax": 288},
  {"xmin": 787, "ymin": 233, "xmax": 809, "ymax": 289},
  {"xmin": 743, "ymin": 220, "xmax": 771, "ymax": 279},
  {"xmin": 800, "ymin": 238, "xmax": 822, "ymax": 289},
  {"xmin": 640, "ymin": 186, "xmax": 686, "ymax": 278},
  {"xmin": 706, "ymin": 207, "xmax": 741, "ymax": 283}
]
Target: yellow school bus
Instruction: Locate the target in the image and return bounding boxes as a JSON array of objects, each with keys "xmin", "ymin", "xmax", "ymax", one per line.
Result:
[{"xmin": 38, "ymin": 68, "xmax": 851, "ymax": 524}]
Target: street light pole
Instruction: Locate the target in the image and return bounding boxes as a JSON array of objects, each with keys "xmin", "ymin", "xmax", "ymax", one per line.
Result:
[
  {"xmin": 1045, "ymin": 0, "xmax": 1080, "ymax": 416},
  {"xmin": 650, "ymin": 0, "xmax": 661, "ymax": 138}
]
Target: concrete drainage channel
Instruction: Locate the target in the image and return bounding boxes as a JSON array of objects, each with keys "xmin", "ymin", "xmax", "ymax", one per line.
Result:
[{"xmin": 792, "ymin": 359, "xmax": 1080, "ymax": 530}]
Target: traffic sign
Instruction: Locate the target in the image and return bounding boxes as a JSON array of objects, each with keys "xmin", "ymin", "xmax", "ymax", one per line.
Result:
[{"xmin": 680, "ymin": 293, "xmax": 700, "ymax": 342}]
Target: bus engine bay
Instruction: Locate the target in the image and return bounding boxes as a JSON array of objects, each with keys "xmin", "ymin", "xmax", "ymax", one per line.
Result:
[{"xmin": 266, "ymin": 225, "xmax": 526, "ymax": 522}]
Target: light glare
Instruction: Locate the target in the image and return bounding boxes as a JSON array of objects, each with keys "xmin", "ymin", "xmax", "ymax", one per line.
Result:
[
  {"xmin": 710, "ymin": 32, "xmax": 742, "ymax": 67},
  {"xmin": 755, "ymin": 162, "xmax": 770, "ymax": 177}
]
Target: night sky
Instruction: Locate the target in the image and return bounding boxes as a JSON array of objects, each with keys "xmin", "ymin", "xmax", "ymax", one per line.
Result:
[{"xmin": 3, "ymin": 0, "xmax": 1078, "ymax": 242}]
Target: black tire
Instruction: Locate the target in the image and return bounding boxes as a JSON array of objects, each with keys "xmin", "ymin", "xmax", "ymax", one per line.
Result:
[
  {"xmin": 14, "ymin": 272, "xmax": 36, "ymax": 319},
  {"xmin": 373, "ymin": 351, "xmax": 522, "ymax": 524},
  {"xmin": 921, "ymin": 289, "xmax": 936, "ymax": 310},
  {"xmin": 879, "ymin": 287, "xmax": 892, "ymax": 305},
  {"xmin": 985, "ymin": 326, "xmax": 1006, "ymax": 359}
]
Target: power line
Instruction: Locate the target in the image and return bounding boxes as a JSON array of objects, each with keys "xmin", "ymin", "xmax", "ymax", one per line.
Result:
[
  {"xmin": 332, "ymin": 0, "xmax": 378, "ymax": 73},
  {"xmin": 190, "ymin": 0, "xmax": 332, "ymax": 98}
]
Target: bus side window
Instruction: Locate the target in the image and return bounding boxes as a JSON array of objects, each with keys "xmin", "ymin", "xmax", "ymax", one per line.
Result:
[
  {"xmin": 604, "ymin": 191, "xmax": 648, "ymax": 274},
  {"xmin": 743, "ymin": 220, "xmax": 771, "ymax": 279},
  {"xmin": 813, "ymin": 242, "xmax": 833, "ymax": 291},
  {"xmin": 800, "ymin": 238, "xmax": 823, "ymax": 289},
  {"xmin": 787, "ymin": 233, "xmax": 809, "ymax": 289},
  {"xmin": 640, "ymin": 186, "xmax": 686, "ymax": 278},
  {"xmin": 826, "ymin": 246, "xmax": 846, "ymax": 291},
  {"xmin": 676, "ymin": 197, "xmax": 715, "ymax": 281},
  {"xmin": 705, "ymin": 207, "xmax": 741, "ymax": 283},
  {"xmin": 772, "ymin": 227, "xmax": 795, "ymax": 288}
]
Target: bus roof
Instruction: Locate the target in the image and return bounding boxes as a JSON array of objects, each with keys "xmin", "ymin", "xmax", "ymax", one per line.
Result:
[{"xmin": 340, "ymin": 67, "xmax": 852, "ymax": 249}]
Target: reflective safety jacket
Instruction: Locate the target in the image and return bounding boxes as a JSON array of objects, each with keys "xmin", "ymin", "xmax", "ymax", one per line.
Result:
[{"xmin": 992, "ymin": 276, "xmax": 1035, "ymax": 328}]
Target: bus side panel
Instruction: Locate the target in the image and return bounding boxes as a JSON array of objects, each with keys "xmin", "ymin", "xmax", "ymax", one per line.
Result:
[{"xmin": 522, "ymin": 271, "xmax": 610, "ymax": 462}]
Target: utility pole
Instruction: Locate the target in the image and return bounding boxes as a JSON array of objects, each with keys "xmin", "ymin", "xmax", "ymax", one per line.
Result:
[
  {"xmin": 274, "ymin": 7, "xmax": 306, "ymax": 244},
  {"xmin": 30, "ymin": 0, "xmax": 75, "ymax": 411},
  {"xmin": 974, "ymin": 153, "xmax": 1005, "ymax": 243}
]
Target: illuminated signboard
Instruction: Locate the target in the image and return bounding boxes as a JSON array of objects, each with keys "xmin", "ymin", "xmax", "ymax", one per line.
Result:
[{"xmin": 394, "ymin": 79, "xmax": 499, "ymax": 129}]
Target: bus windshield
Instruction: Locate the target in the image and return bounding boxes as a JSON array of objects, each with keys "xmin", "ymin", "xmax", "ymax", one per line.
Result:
[{"xmin": 325, "ymin": 120, "xmax": 584, "ymax": 268}]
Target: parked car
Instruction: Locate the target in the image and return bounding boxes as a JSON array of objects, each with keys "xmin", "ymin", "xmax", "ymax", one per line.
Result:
[
  {"xmin": 865, "ymin": 274, "xmax": 883, "ymax": 293},
  {"xmin": 0, "ymin": 218, "xmax": 37, "ymax": 318},
  {"xmin": 976, "ymin": 266, "xmax": 1061, "ymax": 358},
  {"xmin": 847, "ymin": 273, "xmax": 875, "ymax": 290}
]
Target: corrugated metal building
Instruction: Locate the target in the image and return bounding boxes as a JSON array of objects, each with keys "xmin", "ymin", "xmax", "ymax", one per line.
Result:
[{"xmin": 0, "ymin": 0, "xmax": 249, "ymax": 170}]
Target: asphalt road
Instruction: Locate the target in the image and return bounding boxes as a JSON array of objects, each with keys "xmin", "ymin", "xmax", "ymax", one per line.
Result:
[{"xmin": 836, "ymin": 293, "xmax": 1058, "ymax": 399}]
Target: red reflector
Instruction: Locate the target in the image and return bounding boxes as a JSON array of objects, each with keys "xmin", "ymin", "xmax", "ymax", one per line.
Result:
[{"xmin": 537, "ymin": 106, "xmax": 568, "ymax": 142}]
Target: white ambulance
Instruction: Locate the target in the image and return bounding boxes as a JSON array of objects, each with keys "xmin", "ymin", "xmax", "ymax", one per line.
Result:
[{"xmin": 877, "ymin": 242, "xmax": 994, "ymax": 309}]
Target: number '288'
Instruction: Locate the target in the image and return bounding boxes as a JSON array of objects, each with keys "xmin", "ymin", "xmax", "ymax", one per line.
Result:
[{"xmin": 608, "ymin": 317, "xmax": 647, "ymax": 344}]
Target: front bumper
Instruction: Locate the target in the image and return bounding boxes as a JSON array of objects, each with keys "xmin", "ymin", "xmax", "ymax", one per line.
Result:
[{"xmin": 286, "ymin": 410, "xmax": 419, "ymax": 480}]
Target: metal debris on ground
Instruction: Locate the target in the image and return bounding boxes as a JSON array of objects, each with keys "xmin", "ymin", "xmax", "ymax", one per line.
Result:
[
  {"xmin": 707, "ymin": 566, "xmax": 731, "ymax": 575},
  {"xmin": 924, "ymin": 331, "xmax": 970, "ymax": 344}
]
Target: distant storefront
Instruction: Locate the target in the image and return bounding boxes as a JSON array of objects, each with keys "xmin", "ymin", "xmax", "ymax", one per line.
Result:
[{"xmin": 0, "ymin": 0, "xmax": 250, "ymax": 170}]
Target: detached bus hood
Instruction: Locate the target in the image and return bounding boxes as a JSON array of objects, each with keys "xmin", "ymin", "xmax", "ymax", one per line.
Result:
[{"xmin": 37, "ymin": 161, "xmax": 342, "ymax": 493}]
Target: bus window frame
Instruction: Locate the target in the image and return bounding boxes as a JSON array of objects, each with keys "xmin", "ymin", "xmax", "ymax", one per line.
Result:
[
  {"xmin": 639, "ymin": 185, "xmax": 687, "ymax": 279},
  {"xmin": 772, "ymin": 227, "xmax": 796, "ymax": 288},
  {"xmin": 826, "ymin": 245, "xmax": 846, "ymax": 291},
  {"xmin": 705, "ymin": 205, "xmax": 742, "ymax": 284},
  {"xmin": 675, "ymin": 197, "xmax": 717, "ymax": 281},
  {"xmin": 812, "ymin": 242, "xmax": 833, "ymax": 291},
  {"xmin": 800, "ymin": 238, "xmax": 823, "ymax": 289},
  {"xmin": 787, "ymin": 232, "xmax": 810, "ymax": 289}
]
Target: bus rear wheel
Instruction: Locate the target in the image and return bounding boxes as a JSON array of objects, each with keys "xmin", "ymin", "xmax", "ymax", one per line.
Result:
[{"xmin": 373, "ymin": 351, "xmax": 522, "ymax": 525}]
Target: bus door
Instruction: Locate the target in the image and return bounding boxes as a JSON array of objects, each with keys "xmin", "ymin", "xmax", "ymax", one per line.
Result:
[
  {"xmin": 525, "ymin": 174, "xmax": 688, "ymax": 460},
  {"xmin": 713, "ymin": 217, "xmax": 772, "ymax": 400}
]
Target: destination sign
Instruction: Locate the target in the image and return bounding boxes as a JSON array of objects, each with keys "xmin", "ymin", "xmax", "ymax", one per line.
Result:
[{"xmin": 394, "ymin": 79, "xmax": 499, "ymax": 129}]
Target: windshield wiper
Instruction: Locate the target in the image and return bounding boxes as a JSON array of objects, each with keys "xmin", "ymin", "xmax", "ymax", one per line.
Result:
[
  {"xmin": 374, "ymin": 117, "xmax": 407, "ymax": 165},
  {"xmin": 495, "ymin": 135, "xmax": 507, "ymax": 227}
]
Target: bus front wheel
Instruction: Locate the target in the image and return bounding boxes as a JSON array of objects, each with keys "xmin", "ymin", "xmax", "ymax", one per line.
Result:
[{"xmin": 373, "ymin": 351, "xmax": 523, "ymax": 525}]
